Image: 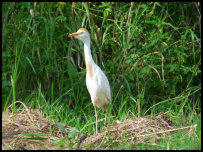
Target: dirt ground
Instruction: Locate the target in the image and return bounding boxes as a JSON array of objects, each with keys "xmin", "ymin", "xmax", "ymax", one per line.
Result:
[{"xmin": 2, "ymin": 101, "xmax": 196, "ymax": 150}]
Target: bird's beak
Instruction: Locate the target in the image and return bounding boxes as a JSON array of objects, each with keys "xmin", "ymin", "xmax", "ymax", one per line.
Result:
[{"xmin": 68, "ymin": 32, "xmax": 83, "ymax": 37}]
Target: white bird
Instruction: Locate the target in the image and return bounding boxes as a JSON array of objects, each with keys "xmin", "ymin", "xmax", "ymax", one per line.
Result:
[{"xmin": 68, "ymin": 28, "xmax": 111, "ymax": 134}]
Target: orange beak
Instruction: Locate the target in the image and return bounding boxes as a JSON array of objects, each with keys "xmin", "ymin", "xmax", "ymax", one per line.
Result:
[{"xmin": 68, "ymin": 32, "xmax": 83, "ymax": 37}]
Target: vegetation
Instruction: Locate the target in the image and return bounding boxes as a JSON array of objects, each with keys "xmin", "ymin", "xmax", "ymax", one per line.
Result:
[{"xmin": 2, "ymin": 2, "xmax": 201, "ymax": 150}]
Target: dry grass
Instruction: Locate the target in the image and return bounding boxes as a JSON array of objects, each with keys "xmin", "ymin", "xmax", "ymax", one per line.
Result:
[
  {"xmin": 78, "ymin": 113, "xmax": 196, "ymax": 149},
  {"xmin": 2, "ymin": 101, "xmax": 197, "ymax": 150},
  {"xmin": 2, "ymin": 101, "xmax": 79, "ymax": 150}
]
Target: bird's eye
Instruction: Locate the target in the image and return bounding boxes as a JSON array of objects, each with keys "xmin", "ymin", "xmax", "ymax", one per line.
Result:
[{"xmin": 78, "ymin": 32, "xmax": 83, "ymax": 35}]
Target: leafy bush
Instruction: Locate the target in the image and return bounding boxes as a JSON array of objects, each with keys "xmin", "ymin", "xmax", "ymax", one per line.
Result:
[{"xmin": 2, "ymin": 2, "xmax": 201, "ymax": 113}]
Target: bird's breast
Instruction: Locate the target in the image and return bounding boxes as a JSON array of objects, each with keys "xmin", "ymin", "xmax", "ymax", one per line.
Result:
[{"xmin": 86, "ymin": 60, "xmax": 94, "ymax": 80}]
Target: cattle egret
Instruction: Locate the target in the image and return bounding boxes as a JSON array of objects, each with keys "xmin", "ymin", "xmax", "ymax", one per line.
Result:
[{"xmin": 68, "ymin": 28, "xmax": 111, "ymax": 134}]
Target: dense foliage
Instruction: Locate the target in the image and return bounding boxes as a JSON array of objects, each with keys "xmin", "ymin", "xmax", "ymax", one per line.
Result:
[{"xmin": 2, "ymin": 2, "xmax": 201, "ymax": 113}]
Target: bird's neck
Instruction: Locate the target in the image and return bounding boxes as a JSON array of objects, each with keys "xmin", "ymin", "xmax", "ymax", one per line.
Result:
[
  {"xmin": 83, "ymin": 40, "xmax": 96, "ymax": 79},
  {"xmin": 84, "ymin": 40, "xmax": 94, "ymax": 64}
]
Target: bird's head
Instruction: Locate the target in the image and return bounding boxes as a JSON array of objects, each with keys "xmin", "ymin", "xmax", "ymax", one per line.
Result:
[{"xmin": 68, "ymin": 28, "xmax": 90, "ymax": 43}]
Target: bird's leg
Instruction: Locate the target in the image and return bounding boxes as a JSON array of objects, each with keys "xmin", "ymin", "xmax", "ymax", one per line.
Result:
[
  {"xmin": 94, "ymin": 106, "xmax": 98, "ymax": 134},
  {"xmin": 104, "ymin": 108, "xmax": 107, "ymax": 127}
]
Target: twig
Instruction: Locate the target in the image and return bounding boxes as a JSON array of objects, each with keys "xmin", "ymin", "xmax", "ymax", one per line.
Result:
[{"xmin": 137, "ymin": 124, "xmax": 197, "ymax": 138}]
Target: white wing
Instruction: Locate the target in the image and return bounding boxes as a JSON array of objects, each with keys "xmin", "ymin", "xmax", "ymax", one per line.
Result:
[{"xmin": 86, "ymin": 63, "xmax": 111, "ymax": 109}]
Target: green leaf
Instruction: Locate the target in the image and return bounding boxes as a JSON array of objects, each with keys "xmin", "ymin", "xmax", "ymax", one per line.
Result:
[
  {"xmin": 68, "ymin": 127, "xmax": 77, "ymax": 140},
  {"xmin": 52, "ymin": 136, "xmax": 68, "ymax": 147},
  {"xmin": 55, "ymin": 121, "xmax": 68, "ymax": 134}
]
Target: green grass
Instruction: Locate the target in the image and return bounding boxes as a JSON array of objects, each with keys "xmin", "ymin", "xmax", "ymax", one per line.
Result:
[{"xmin": 2, "ymin": 2, "xmax": 201, "ymax": 150}]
